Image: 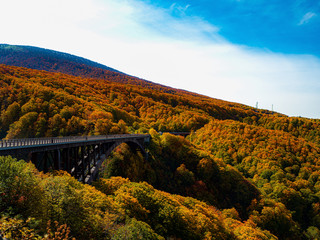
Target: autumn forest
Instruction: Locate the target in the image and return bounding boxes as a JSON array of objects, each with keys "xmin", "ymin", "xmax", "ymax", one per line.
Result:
[{"xmin": 1, "ymin": 44, "xmax": 320, "ymax": 239}]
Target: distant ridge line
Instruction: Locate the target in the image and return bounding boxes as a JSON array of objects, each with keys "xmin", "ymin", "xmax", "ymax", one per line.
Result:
[{"xmin": 0, "ymin": 43, "xmax": 121, "ymax": 73}]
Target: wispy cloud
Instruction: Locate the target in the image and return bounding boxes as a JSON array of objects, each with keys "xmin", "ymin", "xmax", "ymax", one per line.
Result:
[
  {"xmin": 298, "ymin": 12, "xmax": 317, "ymax": 25},
  {"xmin": 169, "ymin": 3, "xmax": 191, "ymax": 16},
  {"xmin": 116, "ymin": 0, "xmax": 220, "ymax": 42}
]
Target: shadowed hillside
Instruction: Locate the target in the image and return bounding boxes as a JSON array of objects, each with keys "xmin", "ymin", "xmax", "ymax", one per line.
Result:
[{"xmin": 0, "ymin": 44, "xmax": 119, "ymax": 73}]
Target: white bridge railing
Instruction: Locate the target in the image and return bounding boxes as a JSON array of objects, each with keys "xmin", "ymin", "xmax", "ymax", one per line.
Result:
[{"xmin": 0, "ymin": 134, "xmax": 149, "ymax": 148}]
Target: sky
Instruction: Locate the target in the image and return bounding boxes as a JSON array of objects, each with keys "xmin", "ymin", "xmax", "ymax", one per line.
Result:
[{"xmin": 1, "ymin": 0, "xmax": 320, "ymax": 118}]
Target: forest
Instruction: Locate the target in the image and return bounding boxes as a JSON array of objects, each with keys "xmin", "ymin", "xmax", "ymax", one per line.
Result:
[{"xmin": 0, "ymin": 47, "xmax": 320, "ymax": 239}]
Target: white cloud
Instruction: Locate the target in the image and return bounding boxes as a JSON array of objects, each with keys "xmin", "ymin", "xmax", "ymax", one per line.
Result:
[
  {"xmin": 1, "ymin": 0, "xmax": 320, "ymax": 118},
  {"xmin": 298, "ymin": 12, "xmax": 317, "ymax": 25},
  {"xmin": 169, "ymin": 3, "xmax": 191, "ymax": 16}
]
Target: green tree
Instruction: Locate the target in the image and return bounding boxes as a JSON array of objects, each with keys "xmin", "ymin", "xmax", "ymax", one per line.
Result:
[
  {"xmin": 0, "ymin": 156, "xmax": 46, "ymax": 220},
  {"xmin": 112, "ymin": 218, "xmax": 165, "ymax": 240},
  {"xmin": 6, "ymin": 112, "xmax": 39, "ymax": 138},
  {"xmin": 0, "ymin": 101, "xmax": 21, "ymax": 129}
]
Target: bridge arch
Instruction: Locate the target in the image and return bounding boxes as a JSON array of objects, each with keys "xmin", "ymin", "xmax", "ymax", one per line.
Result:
[{"xmin": 88, "ymin": 139, "xmax": 148, "ymax": 184}]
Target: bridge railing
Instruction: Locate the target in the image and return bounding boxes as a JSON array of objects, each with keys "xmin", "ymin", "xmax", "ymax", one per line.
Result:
[{"xmin": 0, "ymin": 134, "xmax": 148, "ymax": 148}]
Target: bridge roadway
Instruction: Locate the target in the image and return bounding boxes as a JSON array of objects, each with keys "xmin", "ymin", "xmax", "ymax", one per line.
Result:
[{"xmin": 0, "ymin": 134, "xmax": 150, "ymax": 184}]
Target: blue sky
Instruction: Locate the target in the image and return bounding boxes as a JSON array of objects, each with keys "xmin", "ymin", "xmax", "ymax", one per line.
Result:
[
  {"xmin": 1, "ymin": 0, "xmax": 320, "ymax": 118},
  {"xmin": 148, "ymin": 0, "xmax": 320, "ymax": 55}
]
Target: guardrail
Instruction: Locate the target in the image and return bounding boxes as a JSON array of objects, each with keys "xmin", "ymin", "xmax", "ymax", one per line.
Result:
[{"xmin": 0, "ymin": 134, "xmax": 149, "ymax": 148}]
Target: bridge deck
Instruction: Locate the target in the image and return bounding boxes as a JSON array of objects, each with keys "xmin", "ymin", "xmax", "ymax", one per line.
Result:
[{"xmin": 0, "ymin": 134, "xmax": 150, "ymax": 184}]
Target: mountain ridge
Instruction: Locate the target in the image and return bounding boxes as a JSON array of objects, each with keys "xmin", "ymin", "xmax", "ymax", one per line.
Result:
[
  {"xmin": 0, "ymin": 43, "xmax": 120, "ymax": 73},
  {"xmin": 0, "ymin": 43, "xmax": 278, "ymax": 119}
]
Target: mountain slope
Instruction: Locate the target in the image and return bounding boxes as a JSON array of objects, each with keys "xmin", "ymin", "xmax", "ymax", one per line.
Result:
[
  {"xmin": 0, "ymin": 44, "xmax": 278, "ymax": 119},
  {"xmin": 0, "ymin": 43, "xmax": 183, "ymax": 93}
]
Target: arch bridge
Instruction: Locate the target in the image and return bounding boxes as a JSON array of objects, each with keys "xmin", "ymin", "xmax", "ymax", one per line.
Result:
[{"xmin": 0, "ymin": 134, "xmax": 150, "ymax": 184}]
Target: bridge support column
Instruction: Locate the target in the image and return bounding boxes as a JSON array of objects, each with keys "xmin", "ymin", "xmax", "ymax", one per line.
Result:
[
  {"xmin": 54, "ymin": 149, "xmax": 61, "ymax": 170},
  {"xmin": 72, "ymin": 147, "xmax": 79, "ymax": 179},
  {"xmin": 64, "ymin": 148, "xmax": 71, "ymax": 173},
  {"xmin": 80, "ymin": 146, "xmax": 86, "ymax": 183}
]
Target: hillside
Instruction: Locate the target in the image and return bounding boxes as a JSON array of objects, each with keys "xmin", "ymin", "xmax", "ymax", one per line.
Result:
[
  {"xmin": 0, "ymin": 44, "xmax": 190, "ymax": 94},
  {"xmin": 0, "ymin": 62, "xmax": 275, "ymax": 139},
  {"xmin": 1, "ymin": 46, "xmax": 320, "ymax": 239},
  {"xmin": 0, "ymin": 44, "xmax": 276, "ymax": 117}
]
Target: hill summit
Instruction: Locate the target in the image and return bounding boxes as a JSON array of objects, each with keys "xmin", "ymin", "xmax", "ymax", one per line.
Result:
[{"xmin": 0, "ymin": 43, "xmax": 119, "ymax": 73}]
